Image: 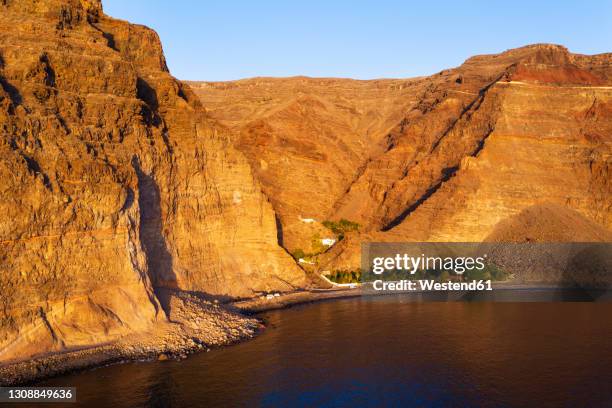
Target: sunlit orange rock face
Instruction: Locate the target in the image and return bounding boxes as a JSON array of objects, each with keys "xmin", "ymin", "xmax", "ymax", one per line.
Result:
[
  {"xmin": 0, "ymin": 0, "xmax": 305, "ymax": 363},
  {"xmin": 0, "ymin": 0, "xmax": 610, "ymax": 367},
  {"xmin": 191, "ymin": 44, "xmax": 611, "ymax": 271},
  {"xmin": 187, "ymin": 77, "xmax": 422, "ymax": 252}
]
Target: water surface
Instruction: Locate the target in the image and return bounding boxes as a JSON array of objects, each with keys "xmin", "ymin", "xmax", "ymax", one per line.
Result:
[{"xmin": 42, "ymin": 297, "xmax": 612, "ymax": 407}]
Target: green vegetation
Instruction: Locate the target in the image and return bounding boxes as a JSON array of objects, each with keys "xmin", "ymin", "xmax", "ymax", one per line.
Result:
[
  {"xmin": 325, "ymin": 262, "xmax": 508, "ymax": 285},
  {"xmin": 290, "ymin": 219, "xmax": 362, "ymax": 264},
  {"xmin": 322, "ymin": 219, "xmax": 360, "ymax": 241},
  {"xmin": 326, "ymin": 269, "xmax": 362, "ymax": 284},
  {"xmin": 465, "ymin": 263, "xmax": 509, "ymax": 281},
  {"xmin": 291, "ymin": 248, "xmax": 307, "ymax": 260},
  {"xmin": 310, "ymin": 233, "xmax": 327, "ymax": 254},
  {"xmin": 290, "ymin": 234, "xmax": 331, "ymax": 263},
  {"xmin": 361, "ymin": 268, "xmax": 429, "ymax": 282}
]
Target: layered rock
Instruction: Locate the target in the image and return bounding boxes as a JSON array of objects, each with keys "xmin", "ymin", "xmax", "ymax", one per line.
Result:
[
  {"xmin": 192, "ymin": 45, "xmax": 612, "ymax": 274},
  {"xmin": 0, "ymin": 0, "xmax": 305, "ymax": 363},
  {"xmin": 324, "ymin": 46, "xmax": 612, "ymax": 271},
  {"xmin": 1, "ymin": 0, "xmax": 610, "ymax": 367},
  {"xmin": 188, "ymin": 77, "xmax": 422, "ymax": 252}
]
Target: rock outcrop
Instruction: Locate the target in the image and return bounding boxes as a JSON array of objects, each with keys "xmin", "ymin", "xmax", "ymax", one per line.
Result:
[
  {"xmin": 322, "ymin": 45, "xmax": 611, "ymax": 271},
  {"xmin": 192, "ymin": 45, "xmax": 612, "ymax": 273},
  {"xmin": 0, "ymin": 0, "xmax": 305, "ymax": 364}
]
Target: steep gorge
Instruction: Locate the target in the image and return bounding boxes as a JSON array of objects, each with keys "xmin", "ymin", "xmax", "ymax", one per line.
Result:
[
  {"xmin": 188, "ymin": 77, "xmax": 422, "ymax": 252},
  {"xmin": 192, "ymin": 45, "xmax": 612, "ymax": 273}
]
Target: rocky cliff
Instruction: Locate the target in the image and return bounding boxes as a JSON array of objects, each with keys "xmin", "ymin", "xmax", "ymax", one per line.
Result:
[
  {"xmin": 187, "ymin": 77, "xmax": 421, "ymax": 252},
  {"xmin": 1, "ymin": 0, "xmax": 610, "ymax": 369},
  {"xmin": 0, "ymin": 0, "xmax": 305, "ymax": 364},
  {"xmin": 192, "ymin": 45, "xmax": 612, "ymax": 273}
]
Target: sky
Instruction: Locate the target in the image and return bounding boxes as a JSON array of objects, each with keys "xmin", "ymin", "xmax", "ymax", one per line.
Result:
[{"xmin": 103, "ymin": 0, "xmax": 612, "ymax": 81}]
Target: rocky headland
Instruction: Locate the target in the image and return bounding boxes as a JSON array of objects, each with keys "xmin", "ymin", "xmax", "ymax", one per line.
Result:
[{"xmin": 0, "ymin": 0, "xmax": 306, "ymax": 378}]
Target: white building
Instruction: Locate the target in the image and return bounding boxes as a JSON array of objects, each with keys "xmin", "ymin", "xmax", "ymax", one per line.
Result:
[{"xmin": 321, "ymin": 238, "xmax": 336, "ymax": 246}]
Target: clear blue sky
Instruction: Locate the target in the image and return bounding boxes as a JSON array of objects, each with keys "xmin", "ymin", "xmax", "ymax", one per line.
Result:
[{"xmin": 103, "ymin": 0, "xmax": 611, "ymax": 81}]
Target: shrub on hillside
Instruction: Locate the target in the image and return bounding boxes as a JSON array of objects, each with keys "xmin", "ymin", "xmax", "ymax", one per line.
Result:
[{"xmin": 322, "ymin": 219, "xmax": 360, "ymax": 240}]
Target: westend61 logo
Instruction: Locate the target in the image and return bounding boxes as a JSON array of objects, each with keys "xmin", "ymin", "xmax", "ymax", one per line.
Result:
[
  {"xmin": 370, "ymin": 253, "xmax": 492, "ymax": 291},
  {"xmin": 360, "ymin": 242, "xmax": 611, "ymax": 298}
]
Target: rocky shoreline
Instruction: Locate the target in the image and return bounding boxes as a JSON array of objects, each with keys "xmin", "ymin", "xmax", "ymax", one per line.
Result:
[
  {"xmin": 232, "ymin": 288, "xmax": 361, "ymax": 313},
  {"xmin": 0, "ymin": 291, "xmax": 262, "ymax": 386},
  {"xmin": 2, "ymin": 283, "xmax": 606, "ymax": 385},
  {"xmin": 0, "ymin": 288, "xmax": 358, "ymax": 386}
]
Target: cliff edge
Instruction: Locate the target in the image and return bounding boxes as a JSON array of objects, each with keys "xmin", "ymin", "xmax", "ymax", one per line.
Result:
[{"xmin": 0, "ymin": 0, "xmax": 306, "ymax": 364}]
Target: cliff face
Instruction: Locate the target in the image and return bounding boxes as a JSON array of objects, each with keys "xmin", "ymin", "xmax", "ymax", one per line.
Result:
[
  {"xmin": 1, "ymin": 0, "xmax": 610, "ymax": 367},
  {"xmin": 0, "ymin": 0, "xmax": 305, "ymax": 363},
  {"xmin": 188, "ymin": 77, "xmax": 421, "ymax": 252},
  {"xmin": 345, "ymin": 46, "xmax": 611, "ymax": 234},
  {"xmin": 323, "ymin": 45, "xmax": 611, "ymax": 271},
  {"xmin": 192, "ymin": 45, "xmax": 612, "ymax": 272}
]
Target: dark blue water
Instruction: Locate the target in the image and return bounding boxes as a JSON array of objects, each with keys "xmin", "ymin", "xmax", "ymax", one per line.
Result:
[{"xmin": 41, "ymin": 297, "xmax": 612, "ymax": 407}]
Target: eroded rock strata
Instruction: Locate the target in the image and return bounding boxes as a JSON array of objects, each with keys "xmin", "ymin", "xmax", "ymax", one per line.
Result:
[
  {"xmin": 0, "ymin": 0, "xmax": 305, "ymax": 365},
  {"xmin": 192, "ymin": 45, "xmax": 611, "ymax": 273},
  {"xmin": 1, "ymin": 0, "xmax": 611, "ymax": 378}
]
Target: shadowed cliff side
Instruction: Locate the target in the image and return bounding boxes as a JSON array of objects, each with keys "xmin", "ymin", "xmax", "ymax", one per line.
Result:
[{"xmin": 0, "ymin": 0, "xmax": 306, "ymax": 364}]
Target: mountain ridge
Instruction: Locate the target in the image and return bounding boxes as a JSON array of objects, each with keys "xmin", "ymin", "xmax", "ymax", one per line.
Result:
[{"xmin": 190, "ymin": 43, "xmax": 611, "ymax": 272}]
